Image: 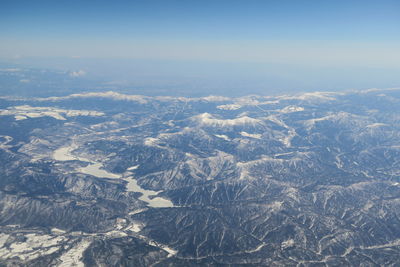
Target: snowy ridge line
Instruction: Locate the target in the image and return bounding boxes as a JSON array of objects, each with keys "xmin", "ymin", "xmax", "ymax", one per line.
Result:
[
  {"xmin": 0, "ymin": 105, "xmax": 105, "ymax": 121},
  {"xmin": 2, "ymin": 87, "xmax": 399, "ymax": 105}
]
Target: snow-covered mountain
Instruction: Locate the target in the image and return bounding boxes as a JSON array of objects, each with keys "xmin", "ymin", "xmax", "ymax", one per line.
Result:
[{"xmin": 1, "ymin": 88, "xmax": 400, "ymax": 266}]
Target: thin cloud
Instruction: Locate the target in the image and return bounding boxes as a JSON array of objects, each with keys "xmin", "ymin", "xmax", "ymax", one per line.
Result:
[{"xmin": 69, "ymin": 70, "xmax": 86, "ymax": 77}]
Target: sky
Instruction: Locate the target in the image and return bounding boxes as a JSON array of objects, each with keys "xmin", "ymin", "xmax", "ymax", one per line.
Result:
[{"xmin": 0, "ymin": 0, "xmax": 399, "ymax": 95}]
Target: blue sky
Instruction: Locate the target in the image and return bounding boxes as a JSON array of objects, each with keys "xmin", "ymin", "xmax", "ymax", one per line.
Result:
[
  {"xmin": 1, "ymin": 0, "xmax": 399, "ymax": 39},
  {"xmin": 0, "ymin": 0, "xmax": 399, "ymax": 94}
]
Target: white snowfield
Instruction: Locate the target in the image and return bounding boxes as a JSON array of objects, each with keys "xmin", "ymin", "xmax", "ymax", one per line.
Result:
[{"xmin": 0, "ymin": 233, "xmax": 66, "ymax": 262}]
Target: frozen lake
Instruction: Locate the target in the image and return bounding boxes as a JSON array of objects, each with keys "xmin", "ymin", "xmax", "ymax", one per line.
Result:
[{"xmin": 53, "ymin": 144, "xmax": 174, "ymax": 208}]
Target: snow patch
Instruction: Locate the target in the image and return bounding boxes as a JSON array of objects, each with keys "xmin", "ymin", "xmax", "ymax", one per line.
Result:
[
  {"xmin": 126, "ymin": 223, "xmax": 142, "ymax": 233},
  {"xmin": 144, "ymin": 137, "xmax": 159, "ymax": 146},
  {"xmin": 215, "ymin": 134, "xmax": 231, "ymax": 141},
  {"xmin": 0, "ymin": 234, "xmax": 9, "ymax": 248},
  {"xmin": 51, "ymin": 228, "xmax": 66, "ymax": 235},
  {"xmin": 366, "ymin": 123, "xmax": 388, "ymax": 128},
  {"xmin": 57, "ymin": 239, "xmax": 92, "ymax": 267},
  {"xmin": 279, "ymin": 91, "xmax": 339, "ymax": 102},
  {"xmin": 127, "ymin": 165, "xmax": 139, "ymax": 171},
  {"xmin": 194, "ymin": 113, "xmax": 261, "ymax": 127},
  {"xmin": 281, "ymin": 239, "xmax": 295, "ymax": 249},
  {"xmin": 240, "ymin": 131, "xmax": 262, "ymax": 139},
  {"xmin": 217, "ymin": 104, "xmax": 242, "ymax": 110},
  {"xmin": 201, "ymin": 95, "xmax": 231, "ymax": 102},
  {"xmin": 279, "ymin": 105, "xmax": 304, "ymax": 113}
]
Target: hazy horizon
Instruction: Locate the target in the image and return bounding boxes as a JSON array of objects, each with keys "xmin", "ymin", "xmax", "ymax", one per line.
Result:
[{"xmin": 1, "ymin": 0, "xmax": 400, "ymax": 96}]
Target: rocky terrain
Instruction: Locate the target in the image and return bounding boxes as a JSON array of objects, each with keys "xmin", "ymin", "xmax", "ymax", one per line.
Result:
[{"xmin": 1, "ymin": 88, "xmax": 400, "ymax": 266}]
